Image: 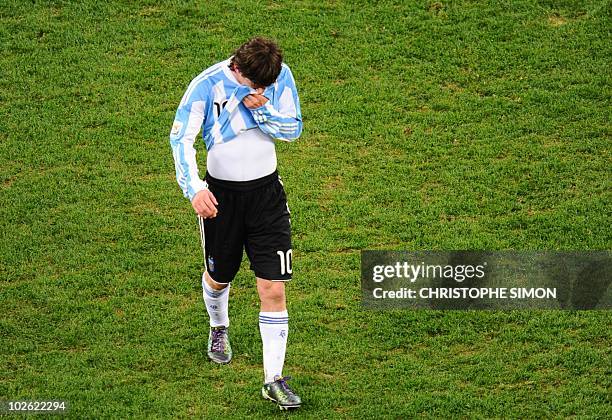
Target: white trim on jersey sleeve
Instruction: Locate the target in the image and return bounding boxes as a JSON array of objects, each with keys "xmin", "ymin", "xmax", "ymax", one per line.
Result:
[{"xmin": 252, "ymin": 102, "xmax": 302, "ymax": 141}]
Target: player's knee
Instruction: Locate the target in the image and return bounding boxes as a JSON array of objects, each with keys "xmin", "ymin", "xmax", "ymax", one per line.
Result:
[{"xmin": 257, "ymin": 279, "xmax": 285, "ymax": 303}]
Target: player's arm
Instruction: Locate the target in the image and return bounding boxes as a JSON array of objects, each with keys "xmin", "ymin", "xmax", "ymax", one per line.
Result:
[
  {"xmin": 169, "ymin": 85, "xmax": 218, "ymax": 217},
  {"xmin": 247, "ymin": 66, "xmax": 303, "ymax": 142}
]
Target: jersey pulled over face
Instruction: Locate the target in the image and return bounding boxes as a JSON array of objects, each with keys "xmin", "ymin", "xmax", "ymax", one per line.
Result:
[{"xmin": 170, "ymin": 58, "xmax": 303, "ymax": 195}]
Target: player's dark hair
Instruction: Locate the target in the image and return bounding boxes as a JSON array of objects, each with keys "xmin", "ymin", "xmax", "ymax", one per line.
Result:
[{"xmin": 230, "ymin": 37, "xmax": 283, "ymax": 88}]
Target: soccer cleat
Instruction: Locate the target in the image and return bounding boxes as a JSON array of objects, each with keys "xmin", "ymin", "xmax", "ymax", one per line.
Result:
[
  {"xmin": 261, "ymin": 375, "xmax": 302, "ymax": 410},
  {"xmin": 207, "ymin": 326, "xmax": 232, "ymax": 364}
]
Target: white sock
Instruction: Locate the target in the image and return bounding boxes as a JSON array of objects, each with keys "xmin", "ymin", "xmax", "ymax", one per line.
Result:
[
  {"xmin": 259, "ymin": 310, "xmax": 289, "ymax": 383},
  {"xmin": 202, "ymin": 273, "xmax": 230, "ymax": 328}
]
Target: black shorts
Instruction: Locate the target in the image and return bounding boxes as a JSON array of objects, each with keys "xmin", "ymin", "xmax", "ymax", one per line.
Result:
[{"xmin": 197, "ymin": 170, "xmax": 292, "ymax": 283}]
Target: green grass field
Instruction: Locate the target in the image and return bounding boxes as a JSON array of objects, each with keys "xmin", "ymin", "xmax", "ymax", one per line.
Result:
[{"xmin": 1, "ymin": 0, "xmax": 610, "ymax": 418}]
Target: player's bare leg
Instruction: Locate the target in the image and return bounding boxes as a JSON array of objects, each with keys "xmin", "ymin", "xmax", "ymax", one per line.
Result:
[
  {"xmin": 257, "ymin": 278, "xmax": 301, "ymax": 410},
  {"xmin": 257, "ymin": 278, "xmax": 286, "ymax": 312}
]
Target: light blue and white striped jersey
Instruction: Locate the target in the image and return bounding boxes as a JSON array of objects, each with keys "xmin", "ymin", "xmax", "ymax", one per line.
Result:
[{"xmin": 170, "ymin": 58, "xmax": 303, "ymax": 201}]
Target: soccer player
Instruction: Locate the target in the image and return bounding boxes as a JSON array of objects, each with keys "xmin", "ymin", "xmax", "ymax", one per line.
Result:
[{"xmin": 169, "ymin": 37, "xmax": 302, "ymax": 410}]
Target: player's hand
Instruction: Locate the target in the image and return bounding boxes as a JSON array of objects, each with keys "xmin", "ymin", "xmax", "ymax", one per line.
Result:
[
  {"xmin": 191, "ymin": 188, "xmax": 218, "ymax": 218},
  {"xmin": 243, "ymin": 88, "xmax": 268, "ymax": 109}
]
